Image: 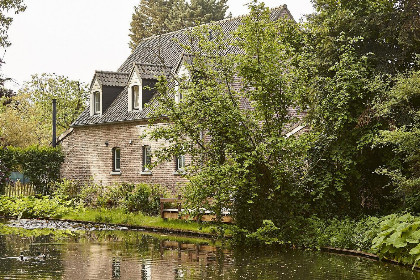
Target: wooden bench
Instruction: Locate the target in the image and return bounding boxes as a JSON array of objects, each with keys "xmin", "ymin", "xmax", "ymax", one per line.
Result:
[{"xmin": 159, "ymin": 195, "xmax": 233, "ymax": 223}]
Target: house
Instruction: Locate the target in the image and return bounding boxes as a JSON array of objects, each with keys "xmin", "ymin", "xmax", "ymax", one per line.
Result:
[{"xmin": 59, "ymin": 5, "xmax": 295, "ymax": 192}]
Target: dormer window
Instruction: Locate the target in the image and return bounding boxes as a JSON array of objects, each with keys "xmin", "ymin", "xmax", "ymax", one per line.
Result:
[
  {"xmin": 175, "ymin": 81, "xmax": 183, "ymax": 103},
  {"xmin": 94, "ymin": 91, "xmax": 101, "ymax": 115},
  {"xmin": 175, "ymin": 64, "xmax": 190, "ymax": 103},
  {"xmin": 128, "ymin": 64, "xmax": 161, "ymax": 112},
  {"xmin": 132, "ymin": 85, "xmax": 140, "ymax": 110}
]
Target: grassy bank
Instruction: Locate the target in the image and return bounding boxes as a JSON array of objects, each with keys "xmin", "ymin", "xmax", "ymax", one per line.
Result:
[
  {"xmin": 0, "ymin": 195, "xmax": 418, "ymax": 268},
  {"xmin": 61, "ymin": 208, "xmax": 225, "ymax": 235},
  {"xmin": 0, "ymin": 195, "xmax": 229, "ymax": 236}
]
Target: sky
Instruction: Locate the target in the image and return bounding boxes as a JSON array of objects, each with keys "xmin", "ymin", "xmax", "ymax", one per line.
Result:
[{"xmin": 2, "ymin": 0, "xmax": 314, "ymax": 90}]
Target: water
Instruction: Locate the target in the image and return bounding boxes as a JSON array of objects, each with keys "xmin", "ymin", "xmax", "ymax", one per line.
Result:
[{"xmin": 0, "ymin": 220, "xmax": 418, "ymax": 280}]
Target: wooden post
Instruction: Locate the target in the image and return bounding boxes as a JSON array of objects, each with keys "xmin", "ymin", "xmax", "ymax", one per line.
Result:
[
  {"xmin": 177, "ymin": 194, "xmax": 182, "ymax": 219},
  {"xmin": 160, "ymin": 194, "xmax": 164, "ymax": 219}
]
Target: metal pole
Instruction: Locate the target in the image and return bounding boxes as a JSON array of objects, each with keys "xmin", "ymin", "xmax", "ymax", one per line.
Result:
[{"xmin": 52, "ymin": 99, "xmax": 57, "ymax": 147}]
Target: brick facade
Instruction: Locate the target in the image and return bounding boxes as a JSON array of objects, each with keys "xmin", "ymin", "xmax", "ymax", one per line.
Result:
[{"xmin": 60, "ymin": 121, "xmax": 187, "ymax": 192}]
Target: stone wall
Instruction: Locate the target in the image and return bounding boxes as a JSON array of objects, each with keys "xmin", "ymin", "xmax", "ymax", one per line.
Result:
[{"xmin": 60, "ymin": 121, "xmax": 187, "ymax": 192}]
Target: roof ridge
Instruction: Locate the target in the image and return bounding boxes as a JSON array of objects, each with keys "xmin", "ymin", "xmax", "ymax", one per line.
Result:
[
  {"xmin": 95, "ymin": 70, "xmax": 129, "ymax": 75},
  {"xmin": 131, "ymin": 4, "xmax": 288, "ymax": 47}
]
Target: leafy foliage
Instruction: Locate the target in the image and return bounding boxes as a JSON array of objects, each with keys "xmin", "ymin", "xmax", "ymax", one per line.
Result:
[
  {"xmin": 148, "ymin": 3, "xmax": 311, "ymax": 230},
  {"xmin": 0, "ymin": 195, "xmax": 74, "ymax": 219},
  {"xmin": 21, "ymin": 73, "xmax": 89, "ymax": 132},
  {"xmin": 0, "ymin": 0, "xmax": 26, "ymax": 48},
  {"xmin": 299, "ymin": 0, "xmax": 420, "ymax": 217},
  {"xmin": 0, "ymin": 0, "xmax": 26, "ymax": 103},
  {"xmin": 129, "ymin": 0, "xmax": 229, "ymax": 50},
  {"xmin": 309, "ymin": 0, "xmax": 420, "ymax": 75},
  {"xmin": 0, "ymin": 146, "xmax": 64, "ymax": 193},
  {"xmin": 374, "ymin": 70, "xmax": 420, "ymax": 212},
  {"xmin": 371, "ymin": 213, "xmax": 420, "ymax": 268},
  {"xmin": 0, "ymin": 159, "xmax": 9, "ymax": 193},
  {"xmin": 0, "ymin": 74, "xmax": 88, "ymax": 147},
  {"xmin": 52, "ymin": 180, "xmax": 166, "ymax": 216}
]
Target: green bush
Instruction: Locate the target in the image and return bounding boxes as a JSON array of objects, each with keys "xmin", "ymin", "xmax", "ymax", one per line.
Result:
[
  {"xmin": 0, "ymin": 146, "xmax": 64, "ymax": 194},
  {"xmin": 246, "ymin": 220, "xmax": 282, "ymax": 245},
  {"xmin": 53, "ymin": 180, "xmax": 166, "ymax": 216},
  {"xmin": 124, "ymin": 183, "xmax": 166, "ymax": 216},
  {"xmin": 0, "ymin": 195, "xmax": 74, "ymax": 219},
  {"xmin": 371, "ymin": 213, "xmax": 420, "ymax": 268},
  {"xmin": 0, "ymin": 159, "xmax": 9, "ymax": 194},
  {"xmin": 51, "ymin": 178, "xmax": 82, "ymax": 199}
]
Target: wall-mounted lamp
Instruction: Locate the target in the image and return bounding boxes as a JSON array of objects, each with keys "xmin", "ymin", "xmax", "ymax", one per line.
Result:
[
  {"xmin": 129, "ymin": 140, "xmax": 133, "ymax": 145},
  {"xmin": 105, "ymin": 141, "xmax": 109, "ymax": 147}
]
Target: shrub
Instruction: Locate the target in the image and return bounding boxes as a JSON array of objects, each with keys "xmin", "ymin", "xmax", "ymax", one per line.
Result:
[
  {"xmin": 0, "ymin": 146, "xmax": 64, "ymax": 194},
  {"xmin": 246, "ymin": 220, "xmax": 282, "ymax": 245},
  {"xmin": 0, "ymin": 196, "xmax": 74, "ymax": 219},
  {"xmin": 371, "ymin": 213, "xmax": 420, "ymax": 268},
  {"xmin": 51, "ymin": 178, "xmax": 82, "ymax": 199},
  {"xmin": 0, "ymin": 159, "xmax": 9, "ymax": 194},
  {"xmin": 55, "ymin": 181, "xmax": 167, "ymax": 216},
  {"xmin": 124, "ymin": 183, "xmax": 166, "ymax": 216},
  {"xmin": 78, "ymin": 183, "xmax": 107, "ymax": 208}
]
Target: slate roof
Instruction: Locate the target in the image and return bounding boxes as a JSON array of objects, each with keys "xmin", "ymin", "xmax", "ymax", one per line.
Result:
[
  {"xmin": 72, "ymin": 5, "xmax": 292, "ymax": 127},
  {"xmin": 92, "ymin": 71, "xmax": 129, "ymax": 88},
  {"xmin": 135, "ymin": 63, "xmax": 172, "ymax": 79}
]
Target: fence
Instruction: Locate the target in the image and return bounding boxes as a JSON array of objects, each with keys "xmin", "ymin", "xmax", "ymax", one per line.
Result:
[{"xmin": 4, "ymin": 182, "xmax": 36, "ymax": 197}]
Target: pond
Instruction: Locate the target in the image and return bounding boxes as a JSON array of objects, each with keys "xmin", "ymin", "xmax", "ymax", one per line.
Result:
[{"xmin": 0, "ymin": 219, "xmax": 418, "ymax": 280}]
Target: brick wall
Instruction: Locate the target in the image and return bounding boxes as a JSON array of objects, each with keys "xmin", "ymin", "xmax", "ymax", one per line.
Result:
[{"xmin": 60, "ymin": 120, "xmax": 187, "ymax": 192}]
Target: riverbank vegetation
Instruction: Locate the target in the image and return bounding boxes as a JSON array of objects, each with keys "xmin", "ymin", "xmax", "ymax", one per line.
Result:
[{"xmin": 0, "ymin": 0, "xmax": 419, "ymax": 270}]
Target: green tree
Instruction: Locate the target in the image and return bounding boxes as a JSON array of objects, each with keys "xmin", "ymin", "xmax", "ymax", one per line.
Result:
[
  {"xmin": 0, "ymin": 74, "xmax": 89, "ymax": 147},
  {"xmin": 148, "ymin": 3, "xmax": 310, "ymax": 230},
  {"xmin": 0, "ymin": 0, "xmax": 26, "ymax": 48},
  {"xmin": 299, "ymin": 0, "xmax": 420, "ymax": 217},
  {"xmin": 21, "ymin": 73, "xmax": 89, "ymax": 132},
  {"xmin": 374, "ymin": 69, "xmax": 420, "ymax": 212},
  {"xmin": 129, "ymin": 0, "xmax": 229, "ymax": 50},
  {"xmin": 0, "ymin": 0, "xmax": 26, "ymax": 103}
]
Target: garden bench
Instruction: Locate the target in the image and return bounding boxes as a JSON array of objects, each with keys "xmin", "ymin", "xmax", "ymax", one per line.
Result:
[{"xmin": 159, "ymin": 195, "xmax": 233, "ymax": 223}]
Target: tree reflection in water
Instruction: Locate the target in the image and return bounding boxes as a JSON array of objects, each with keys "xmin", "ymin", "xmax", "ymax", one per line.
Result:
[{"xmin": 0, "ymin": 222, "xmax": 418, "ymax": 280}]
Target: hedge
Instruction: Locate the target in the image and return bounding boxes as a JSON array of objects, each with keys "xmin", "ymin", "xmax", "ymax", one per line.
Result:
[{"xmin": 0, "ymin": 146, "xmax": 64, "ymax": 194}]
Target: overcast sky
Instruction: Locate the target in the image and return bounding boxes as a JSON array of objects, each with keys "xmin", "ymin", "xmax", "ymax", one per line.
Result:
[{"xmin": 2, "ymin": 0, "xmax": 314, "ymax": 90}]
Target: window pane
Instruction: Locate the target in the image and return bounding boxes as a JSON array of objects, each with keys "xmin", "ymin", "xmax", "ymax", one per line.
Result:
[
  {"xmin": 133, "ymin": 86, "xmax": 140, "ymax": 109},
  {"xmin": 94, "ymin": 92, "xmax": 100, "ymax": 113},
  {"xmin": 143, "ymin": 145, "xmax": 151, "ymax": 171},
  {"xmin": 177, "ymin": 155, "xmax": 185, "ymax": 170},
  {"xmin": 115, "ymin": 148, "xmax": 120, "ymax": 170},
  {"xmin": 113, "ymin": 148, "xmax": 120, "ymax": 171}
]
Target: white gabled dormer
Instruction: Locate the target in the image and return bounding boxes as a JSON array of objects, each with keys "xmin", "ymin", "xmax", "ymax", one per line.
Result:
[
  {"xmin": 90, "ymin": 79, "xmax": 102, "ymax": 116},
  {"xmin": 175, "ymin": 62, "xmax": 190, "ymax": 104},
  {"xmin": 128, "ymin": 67, "xmax": 142, "ymax": 112}
]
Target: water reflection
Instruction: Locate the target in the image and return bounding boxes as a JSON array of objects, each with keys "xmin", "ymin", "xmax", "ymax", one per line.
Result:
[{"xmin": 0, "ymin": 222, "xmax": 418, "ymax": 280}]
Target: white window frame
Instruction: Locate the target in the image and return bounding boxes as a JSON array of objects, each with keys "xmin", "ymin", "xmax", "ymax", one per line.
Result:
[
  {"xmin": 132, "ymin": 85, "xmax": 140, "ymax": 110},
  {"xmin": 113, "ymin": 147, "xmax": 121, "ymax": 172},
  {"xmin": 128, "ymin": 69, "xmax": 142, "ymax": 112},
  {"xmin": 142, "ymin": 145, "xmax": 151, "ymax": 172},
  {"xmin": 175, "ymin": 64, "xmax": 190, "ymax": 103},
  {"xmin": 176, "ymin": 155, "xmax": 185, "ymax": 171},
  {"xmin": 94, "ymin": 91, "xmax": 101, "ymax": 115}
]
